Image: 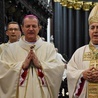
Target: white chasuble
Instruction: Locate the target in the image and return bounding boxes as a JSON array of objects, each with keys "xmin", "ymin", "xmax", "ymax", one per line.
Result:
[
  {"xmin": 67, "ymin": 45, "xmax": 90, "ymax": 98},
  {"xmin": 0, "ymin": 36, "xmax": 64, "ymax": 98}
]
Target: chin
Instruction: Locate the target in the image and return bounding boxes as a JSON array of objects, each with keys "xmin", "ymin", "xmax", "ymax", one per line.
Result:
[
  {"xmin": 29, "ymin": 37, "xmax": 36, "ymax": 42},
  {"xmin": 93, "ymin": 42, "xmax": 98, "ymax": 45},
  {"xmin": 92, "ymin": 39, "xmax": 98, "ymax": 44}
]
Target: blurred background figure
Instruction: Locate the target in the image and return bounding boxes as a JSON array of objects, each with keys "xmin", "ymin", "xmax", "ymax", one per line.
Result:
[
  {"xmin": 55, "ymin": 48, "xmax": 67, "ymax": 64},
  {"xmin": 55, "ymin": 47, "xmax": 69, "ymax": 98},
  {"xmin": 0, "ymin": 21, "xmax": 21, "ymax": 54}
]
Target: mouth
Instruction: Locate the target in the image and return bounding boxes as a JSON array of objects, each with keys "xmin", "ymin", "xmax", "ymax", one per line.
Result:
[
  {"xmin": 28, "ymin": 32, "xmax": 34, "ymax": 34},
  {"xmin": 11, "ymin": 35, "xmax": 16, "ymax": 37},
  {"xmin": 94, "ymin": 34, "xmax": 98, "ymax": 36},
  {"xmin": 28, "ymin": 32, "xmax": 35, "ymax": 36}
]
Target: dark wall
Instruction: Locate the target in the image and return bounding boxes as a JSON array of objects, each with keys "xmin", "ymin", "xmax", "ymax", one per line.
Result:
[
  {"xmin": 0, "ymin": 0, "xmax": 53, "ymax": 43},
  {"xmin": 53, "ymin": 1, "xmax": 93, "ymax": 60}
]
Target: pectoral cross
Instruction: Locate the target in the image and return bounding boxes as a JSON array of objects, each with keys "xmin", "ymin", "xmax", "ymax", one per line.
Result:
[{"xmin": 30, "ymin": 45, "xmax": 35, "ymax": 50}]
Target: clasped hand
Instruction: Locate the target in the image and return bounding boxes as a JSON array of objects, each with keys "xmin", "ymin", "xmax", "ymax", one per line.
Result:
[
  {"xmin": 83, "ymin": 67, "xmax": 98, "ymax": 83},
  {"xmin": 22, "ymin": 50, "xmax": 41, "ymax": 70}
]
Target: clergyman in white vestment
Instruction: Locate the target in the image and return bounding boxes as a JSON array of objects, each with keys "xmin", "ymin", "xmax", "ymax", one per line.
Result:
[
  {"xmin": 67, "ymin": 4, "xmax": 98, "ymax": 98},
  {"xmin": 0, "ymin": 15, "xmax": 65, "ymax": 98}
]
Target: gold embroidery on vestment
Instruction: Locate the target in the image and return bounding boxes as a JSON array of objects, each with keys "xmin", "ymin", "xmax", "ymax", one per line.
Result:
[{"xmin": 86, "ymin": 42, "xmax": 98, "ymax": 98}]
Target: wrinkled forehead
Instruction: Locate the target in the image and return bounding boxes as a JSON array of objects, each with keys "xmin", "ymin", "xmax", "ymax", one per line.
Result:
[
  {"xmin": 24, "ymin": 15, "xmax": 38, "ymax": 20},
  {"xmin": 22, "ymin": 14, "xmax": 39, "ymax": 25},
  {"xmin": 89, "ymin": 22, "xmax": 98, "ymax": 26}
]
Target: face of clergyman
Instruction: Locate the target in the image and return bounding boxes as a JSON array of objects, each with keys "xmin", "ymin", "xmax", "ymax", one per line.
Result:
[
  {"xmin": 89, "ymin": 22, "xmax": 98, "ymax": 45},
  {"xmin": 21, "ymin": 18, "xmax": 40, "ymax": 42}
]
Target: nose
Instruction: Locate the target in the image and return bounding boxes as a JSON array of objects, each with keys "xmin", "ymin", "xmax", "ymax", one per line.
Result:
[
  {"xmin": 29, "ymin": 26, "xmax": 33, "ymax": 30},
  {"xmin": 93, "ymin": 26, "xmax": 98, "ymax": 33},
  {"xmin": 12, "ymin": 29, "xmax": 15, "ymax": 31},
  {"xmin": 11, "ymin": 30, "xmax": 15, "ymax": 33}
]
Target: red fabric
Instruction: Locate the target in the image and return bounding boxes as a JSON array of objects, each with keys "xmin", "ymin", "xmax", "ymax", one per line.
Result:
[
  {"xmin": 20, "ymin": 70, "xmax": 28, "ymax": 86},
  {"xmin": 75, "ymin": 77, "xmax": 85, "ymax": 96},
  {"xmin": 37, "ymin": 69, "xmax": 45, "ymax": 85}
]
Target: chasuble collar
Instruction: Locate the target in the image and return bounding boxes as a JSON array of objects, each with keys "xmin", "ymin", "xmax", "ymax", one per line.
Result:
[
  {"xmin": 19, "ymin": 36, "xmax": 44, "ymax": 51},
  {"xmin": 7, "ymin": 41, "xmax": 11, "ymax": 44},
  {"xmin": 89, "ymin": 41, "xmax": 98, "ymax": 50}
]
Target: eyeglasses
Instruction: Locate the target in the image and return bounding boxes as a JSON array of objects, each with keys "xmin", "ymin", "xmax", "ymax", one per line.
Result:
[{"xmin": 8, "ymin": 28, "xmax": 19, "ymax": 31}]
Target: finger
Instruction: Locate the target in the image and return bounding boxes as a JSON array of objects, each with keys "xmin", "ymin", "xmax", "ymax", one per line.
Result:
[
  {"xmin": 89, "ymin": 67, "xmax": 95, "ymax": 71},
  {"xmin": 87, "ymin": 71, "xmax": 92, "ymax": 76},
  {"xmin": 27, "ymin": 54, "xmax": 31, "ymax": 59}
]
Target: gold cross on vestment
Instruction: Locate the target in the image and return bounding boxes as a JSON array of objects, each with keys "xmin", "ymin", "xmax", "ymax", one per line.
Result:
[{"xmin": 30, "ymin": 45, "xmax": 35, "ymax": 50}]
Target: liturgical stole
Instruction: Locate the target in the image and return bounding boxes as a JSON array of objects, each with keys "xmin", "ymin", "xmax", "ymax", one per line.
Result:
[{"xmin": 83, "ymin": 42, "xmax": 98, "ymax": 98}]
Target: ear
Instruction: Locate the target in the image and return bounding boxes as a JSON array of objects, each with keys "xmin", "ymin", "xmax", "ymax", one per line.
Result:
[
  {"xmin": 6, "ymin": 30, "xmax": 9, "ymax": 36},
  {"xmin": 21, "ymin": 25, "xmax": 23, "ymax": 31},
  {"xmin": 39, "ymin": 25, "xmax": 42, "ymax": 30},
  {"xmin": 21, "ymin": 25, "xmax": 24, "ymax": 34},
  {"xmin": 18, "ymin": 31, "xmax": 22, "ymax": 40}
]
